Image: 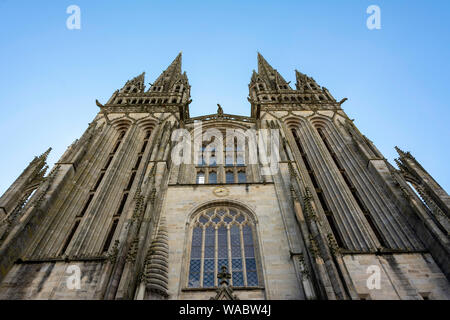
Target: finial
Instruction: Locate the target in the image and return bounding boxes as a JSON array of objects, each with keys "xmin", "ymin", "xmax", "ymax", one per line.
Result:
[{"xmin": 217, "ymin": 266, "xmax": 231, "ymax": 287}]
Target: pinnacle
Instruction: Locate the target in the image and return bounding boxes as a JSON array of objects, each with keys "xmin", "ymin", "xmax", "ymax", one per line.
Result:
[
  {"xmin": 395, "ymin": 146, "xmax": 406, "ymax": 156},
  {"xmin": 257, "ymin": 52, "xmax": 273, "ymax": 74},
  {"xmin": 167, "ymin": 52, "xmax": 182, "ymax": 74},
  {"xmin": 130, "ymin": 72, "xmax": 145, "ymax": 83},
  {"xmin": 39, "ymin": 147, "xmax": 52, "ymax": 160}
]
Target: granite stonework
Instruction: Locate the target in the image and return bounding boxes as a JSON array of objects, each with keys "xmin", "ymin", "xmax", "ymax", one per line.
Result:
[{"xmin": 0, "ymin": 53, "xmax": 448, "ymax": 300}]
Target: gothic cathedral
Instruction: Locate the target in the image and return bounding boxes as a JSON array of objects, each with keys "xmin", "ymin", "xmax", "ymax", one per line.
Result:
[{"xmin": 0, "ymin": 53, "xmax": 448, "ymax": 300}]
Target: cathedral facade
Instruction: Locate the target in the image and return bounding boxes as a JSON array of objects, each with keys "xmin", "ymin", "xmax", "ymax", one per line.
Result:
[{"xmin": 0, "ymin": 53, "xmax": 448, "ymax": 300}]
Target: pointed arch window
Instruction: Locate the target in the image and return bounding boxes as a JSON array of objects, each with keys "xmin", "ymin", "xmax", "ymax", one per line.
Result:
[
  {"xmin": 187, "ymin": 206, "xmax": 260, "ymax": 288},
  {"xmin": 196, "ymin": 171, "xmax": 205, "ymax": 184},
  {"xmin": 238, "ymin": 170, "xmax": 247, "ymax": 183},
  {"xmin": 208, "ymin": 171, "xmax": 217, "ymax": 184},
  {"xmin": 226, "ymin": 170, "xmax": 235, "ymax": 184}
]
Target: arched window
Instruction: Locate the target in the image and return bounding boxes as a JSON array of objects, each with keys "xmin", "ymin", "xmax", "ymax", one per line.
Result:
[
  {"xmin": 238, "ymin": 170, "xmax": 246, "ymax": 183},
  {"xmin": 187, "ymin": 206, "xmax": 260, "ymax": 288},
  {"xmin": 196, "ymin": 171, "xmax": 205, "ymax": 184},
  {"xmin": 208, "ymin": 171, "xmax": 217, "ymax": 184},
  {"xmin": 226, "ymin": 170, "xmax": 235, "ymax": 184}
]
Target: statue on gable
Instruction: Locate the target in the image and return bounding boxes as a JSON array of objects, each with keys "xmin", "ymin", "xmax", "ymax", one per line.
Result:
[{"xmin": 217, "ymin": 104, "xmax": 224, "ymax": 117}]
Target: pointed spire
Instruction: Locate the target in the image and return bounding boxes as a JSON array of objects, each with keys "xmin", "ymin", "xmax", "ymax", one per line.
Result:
[
  {"xmin": 31, "ymin": 147, "xmax": 52, "ymax": 166},
  {"xmin": 131, "ymin": 72, "xmax": 145, "ymax": 84},
  {"xmin": 150, "ymin": 53, "xmax": 184, "ymax": 92},
  {"xmin": 295, "ymin": 69, "xmax": 320, "ymax": 92},
  {"xmin": 39, "ymin": 147, "xmax": 52, "ymax": 161},
  {"xmin": 395, "ymin": 146, "xmax": 415, "ymax": 161},
  {"xmin": 255, "ymin": 53, "xmax": 290, "ymax": 90},
  {"xmin": 120, "ymin": 72, "xmax": 146, "ymax": 93},
  {"xmin": 395, "ymin": 146, "xmax": 406, "ymax": 157}
]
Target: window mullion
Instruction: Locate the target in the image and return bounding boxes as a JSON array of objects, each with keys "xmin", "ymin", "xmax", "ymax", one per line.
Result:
[
  {"xmin": 214, "ymin": 225, "xmax": 218, "ymax": 287},
  {"xmin": 199, "ymin": 226, "xmax": 205, "ymax": 287},
  {"xmin": 239, "ymin": 224, "xmax": 248, "ymax": 286},
  {"xmin": 227, "ymin": 224, "xmax": 232, "ymax": 286}
]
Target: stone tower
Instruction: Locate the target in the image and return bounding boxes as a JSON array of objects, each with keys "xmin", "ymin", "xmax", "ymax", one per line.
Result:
[{"xmin": 0, "ymin": 53, "xmax": 448, "ymax": 300}]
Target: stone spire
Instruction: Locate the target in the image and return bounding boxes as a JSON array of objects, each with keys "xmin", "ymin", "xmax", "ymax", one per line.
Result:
[
  {"xmin": 143, "ymin": 217, "xmax": 169, "ymax": 298},
  {"xmin": 120, "ymin": 72, "xmax": 146, "ymax": 94},
  {"xmin": 295, "ymin": 70, "xmax": 321, "ymax": 92},
  {"xmin": 0, "ymin": 147, "xmax": 51, "ymax": 218},
  {"xmin": 295, "ymin": 69, "xmax": 336, "ymax": 101},
  {"xmin": 395, "ymin": 147, "xmax": 450, "ymax": 216},
  {"xmin": 255, "ymin": 52, "xmax": 291, "ymax": 90},
  {"xmin": 149, "ymin": 52, "xmax": 187, "ymax": 93}
]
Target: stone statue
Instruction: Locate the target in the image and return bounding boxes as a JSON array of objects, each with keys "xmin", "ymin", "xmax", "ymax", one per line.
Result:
[{"xmin": 217, "ymin": 104, "xmax": 223, "ymax": 117}]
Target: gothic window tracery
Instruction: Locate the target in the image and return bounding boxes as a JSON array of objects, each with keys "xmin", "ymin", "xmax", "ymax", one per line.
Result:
[
  {"xmin": 187, "ymin": 206, "xmax": 260, "ymax": 288},
  {"xmin": 195, "ymin": 133, "xmax": 248, "ymax": 184}
]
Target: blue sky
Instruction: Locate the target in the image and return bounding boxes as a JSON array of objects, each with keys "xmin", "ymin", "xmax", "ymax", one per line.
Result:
[{"xmin": 0, "ymin": 0, "xmax": 449, "ymax": 194}]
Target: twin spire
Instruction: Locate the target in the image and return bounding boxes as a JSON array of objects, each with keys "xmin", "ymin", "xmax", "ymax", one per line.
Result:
[
  {"xmin": 115, "ymin": 52, "xmax": 331, "ymax": 105},
  {"xmin": 120, "ymin": 52, "xmax": 187, "ymax": 94},
  {"xmin": 255, "ymin": 52, "xmax": 292, "ymax": 90}
]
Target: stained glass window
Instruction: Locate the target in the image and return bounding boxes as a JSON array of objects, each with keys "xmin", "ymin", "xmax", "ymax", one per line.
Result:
[
  {"xmin": 203, "ymin": 225, "xmax": 216, "ymax": 287},
  {"xmin": 188, "ymin": 227, "xmax": 203, "ymax": 287},
  {"xmin": 187, "ymin": 207, "xmax": 260, "ymax": 288}
]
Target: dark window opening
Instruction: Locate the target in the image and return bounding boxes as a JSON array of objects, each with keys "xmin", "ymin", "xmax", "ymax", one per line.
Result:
[
  {"xmin": 78, "ymin": 193, "xmax": 94, "ymax": 217},
  {"xmin": 116, "ymin": 193, "xmax": 129, "ymax": 217},
  {"xmin": 140, "ymin": 140, "xmax": 148, "ymax": 153},
  {"xmin": 104, "ymin": 155, "xmax": 113, "ymax": 170},
  {"xmin": 134, "ymin": 156, "xmax": 142, "ymax": 170},
  {"xmin": 60, "ymin": 219, "xmax": 81, "ymax": 255},
  {"xmin": 292, "ymin": 128, "xmax": 345, "ymax": 248},
  {"xmin": 112, "ymin": 141, "xmax": 121, "ymax": 153},
  {"xmin": 317, "ymin": 128, "xmax": 387, "ymax": 247},
  {"xmin": 126, "ymin": 171, "xmax": 136, "ymax": 191},
  {"xmin": 92, "ymin": 171, "xmax": 105, "ymax": 192},
  {"xmin": 102, "ymin": 218, "xmax": 119, "ymax": 253}
]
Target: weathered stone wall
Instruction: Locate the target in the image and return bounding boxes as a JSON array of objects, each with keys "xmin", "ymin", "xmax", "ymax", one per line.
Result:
[
  {"xmin": 342, "ymin": 253, "xmax": 450, "ymax": 300},
  {"xmin": 161, "ymin": 184, "xmax": 303, "ymax": 300},
  {"xmin": 0, "ymin": 261, "xmax": 105, "ymax": 300}
]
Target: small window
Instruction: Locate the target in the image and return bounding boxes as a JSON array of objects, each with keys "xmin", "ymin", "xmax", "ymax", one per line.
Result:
[
  {"xmin": 208, "ymin": 171, "xmax": 217, "ymax": 184},
  {"xmin": 238, "ymin": 171, "xmax": 246, "ymax": 183},
  {"xmin": 226, "ymin": 171, "xmax": 235, "ymax": 184},
  {"xmin": 196, "ymin": 172, "xmax": 205, "ymax": 184}
]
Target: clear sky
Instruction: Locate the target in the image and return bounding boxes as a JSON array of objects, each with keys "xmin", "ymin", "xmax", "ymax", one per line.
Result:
[{"xmin": 0, "ymin": 0, "xmax": 449, "ymax": 194}]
